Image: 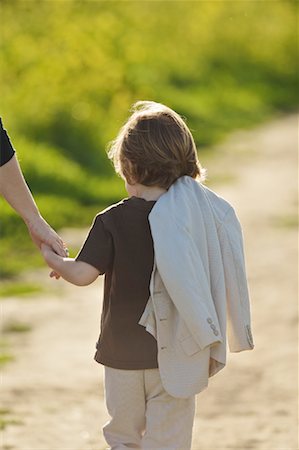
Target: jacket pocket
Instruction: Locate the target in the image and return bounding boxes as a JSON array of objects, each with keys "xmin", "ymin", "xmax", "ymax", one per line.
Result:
[{"xmin": 179, "ymin": 334, "xmax": 201, "ymax": 356}]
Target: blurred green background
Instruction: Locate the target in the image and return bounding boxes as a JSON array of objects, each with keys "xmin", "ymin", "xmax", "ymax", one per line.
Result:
[{"xmin": 0, "ymin": 0, "xmax": 297, "ymax": 278}]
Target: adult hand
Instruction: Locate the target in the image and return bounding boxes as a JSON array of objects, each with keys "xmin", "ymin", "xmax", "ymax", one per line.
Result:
[
  {"xmin": 0, "ymin": 154, "xmax": 68, "ymax": 257},
  {"xmin": 26, "ymin": 214, "xmax": 67, "ymax": 257}
]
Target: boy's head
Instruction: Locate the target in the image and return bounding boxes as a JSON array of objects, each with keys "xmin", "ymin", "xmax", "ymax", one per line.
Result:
[{"xmin": 108, "ymin": 101, "xmax": 206, "ymax": 190}]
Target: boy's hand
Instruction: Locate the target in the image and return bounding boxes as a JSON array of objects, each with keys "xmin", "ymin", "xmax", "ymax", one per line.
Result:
[
  {"xmin": 40, "ymin": 242, "xmax": 64, "ymax": 279},
  {"xmin": 40, "ymin": 244, "xmax": 98, "ymax": 286},
  {"xmin": 50, "ymin": 270, "xmax": 61, "ymax": 280},
  {"xmin": 40, "ymin": 242, "xmax": 54, "ymax": 259}
]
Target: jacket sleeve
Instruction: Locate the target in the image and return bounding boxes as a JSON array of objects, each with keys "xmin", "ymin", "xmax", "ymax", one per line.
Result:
[
  {"xmin": 149, "ymin": 211, "xmax": 224, "ymax": 352},
  {"xmin": 219, "ymin": 209, "xmax": 254, "ymax": 352}
]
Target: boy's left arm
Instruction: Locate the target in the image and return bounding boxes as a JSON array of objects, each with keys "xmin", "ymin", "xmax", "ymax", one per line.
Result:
[{"xmin": 41, "ymin": 243, "xmax": 100, "ymax": 286}]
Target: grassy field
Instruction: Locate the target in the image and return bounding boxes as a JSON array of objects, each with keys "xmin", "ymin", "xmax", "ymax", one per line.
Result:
[{"xmin": 0, "ymin": 1, "xmax": 297, "ymax": 278}]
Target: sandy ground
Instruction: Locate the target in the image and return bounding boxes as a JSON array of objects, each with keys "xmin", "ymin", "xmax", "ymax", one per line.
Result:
[{"xmin": 1, "ymin": 113, "xmax": 298, "ymax": 450}]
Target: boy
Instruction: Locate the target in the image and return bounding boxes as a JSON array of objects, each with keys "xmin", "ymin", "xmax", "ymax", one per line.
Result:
[{"xmin": 41, "ymin": 101, "xmax": 253, "ymax": 449}]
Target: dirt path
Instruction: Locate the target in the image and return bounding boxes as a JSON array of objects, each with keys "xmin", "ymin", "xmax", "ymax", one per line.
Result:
[{"xmin": 1, "ymin": 113, "xmax": 298, "ymax": 450}]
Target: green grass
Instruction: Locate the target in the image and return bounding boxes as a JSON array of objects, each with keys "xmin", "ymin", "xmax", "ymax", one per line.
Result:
[
  {"xmin": 0, "ymin": 409, "xmax": 23, "ymax": 431},
  {"xmin": 0, "ymin": 322, "xmax": 32, "ymax": 372},
  {"xmin": 2, "ymin": 321, "xmax": 32, "ymax": 333},
  {"xmin": 0, "ymin": 340, "xmax": 15, "ymax": 367},
  {"xmin": 271, "ymin": 214, "xmax": 298, "ymax": 229},
  {"xmin": 0, "ymin": 353, "xmax": 15, "ymax": 367},
  {"xmin": 0, "ymin": 0, "xmax": 297, "ymax": 278},
  {"xmin": 0, "ymin": 281, "xmax": 44, "ymax": 297}
]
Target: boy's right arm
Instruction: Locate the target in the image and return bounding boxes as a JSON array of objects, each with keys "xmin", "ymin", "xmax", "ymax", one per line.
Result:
[{"xmin": 41, "ymin": 243, "xmax": 100, "ymax": 286}]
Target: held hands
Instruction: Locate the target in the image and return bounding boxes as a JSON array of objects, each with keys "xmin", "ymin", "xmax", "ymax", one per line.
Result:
[
  {"xmin": 26, "ymin": 214, "xmax": 67, "ymax": 257},
  {"xmin": 40, "ymin": 244, "xmax": 99, "ymax": 286},
  {"xmin": 40, "ymin": 242, "xmax": 69, "ymax": 280},
  {"xmin": 28, "ymin": 216, "xmax": 69, "ymax": 280}
]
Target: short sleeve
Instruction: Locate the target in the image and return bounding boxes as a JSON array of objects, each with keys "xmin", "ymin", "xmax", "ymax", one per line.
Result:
[
  {"xmin": 0, "ymin": 118, "xmax": 16, "ymax": 166},
  {"xmin": 76, "ymin": 215, "xmax": 113, "ymax": 274}
]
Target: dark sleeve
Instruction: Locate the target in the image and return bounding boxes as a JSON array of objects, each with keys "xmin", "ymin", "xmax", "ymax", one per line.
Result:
[
  {"xmin": 76, "ymin": 214, "xmax": 113, "ymax": 274},
  {"xmin": 0, "ymin": 118, "xmax": 16, "ymax": 166}
]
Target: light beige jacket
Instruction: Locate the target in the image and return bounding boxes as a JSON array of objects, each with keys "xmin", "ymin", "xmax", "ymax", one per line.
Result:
[{"xmin": 138, "ymin": 176, "xmax": 254, "ymax": 398}]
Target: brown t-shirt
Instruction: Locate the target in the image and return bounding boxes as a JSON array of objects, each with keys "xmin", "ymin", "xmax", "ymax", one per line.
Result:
[{"xmin": 76, "ymin": 196, "xmax": 159, "ymax": 370}]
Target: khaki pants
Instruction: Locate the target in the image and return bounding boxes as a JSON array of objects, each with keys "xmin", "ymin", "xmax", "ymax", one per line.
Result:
[{"xmin": 103, "ymin": 366, "xmax": 196, "ymax": 450}]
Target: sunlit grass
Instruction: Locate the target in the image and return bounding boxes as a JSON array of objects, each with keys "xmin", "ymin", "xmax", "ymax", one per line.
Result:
[
  {"xmin": 0, "ymin": 353, "xmax": 15, "ymax": 367},
  {"xmin": 271, "ymin": 214, "xmax": 298, "ymax": 229},
  {"xmin": 0, "ymin": 340, "xmax": 15, "ymax": 367},
  {"xmin": 0, "ymin": 282, "xmax": 44, "ymax": 297},
  {"xmin": 0, "ymin": 409, "xmax": 23, "ymax": 430},
  {"xmin": 0, "ymin": 1, "xmax": 297, "ymax": 279},
  {"xmin": 2, "ymin": 321, "xmax": 32, "ymax": 333}
]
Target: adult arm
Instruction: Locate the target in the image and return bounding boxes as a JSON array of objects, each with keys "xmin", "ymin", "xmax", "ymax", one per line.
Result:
[
  {"xmin": 0, "ymin": 154, "xmax": 66, "ymax": 256},
  {"xmin": 0, "ymin": 117, "xmax": 66, "ymax": 256}
]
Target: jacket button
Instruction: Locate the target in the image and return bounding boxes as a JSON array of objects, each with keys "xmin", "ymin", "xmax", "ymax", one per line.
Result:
[
  {"xmin": 160, "ymin": 346, "xmax": 167, "ymax": 350},
  {"xmin": 213, "ymin": 330, "xmax": 219, "ymax": 336},
  {"xmin": 210, "ymin": 324, "xmax": 216, "ymax": 330},
  {"xmin": 207, "ymin": 318, "xmax": 213, "ymax": 324}
]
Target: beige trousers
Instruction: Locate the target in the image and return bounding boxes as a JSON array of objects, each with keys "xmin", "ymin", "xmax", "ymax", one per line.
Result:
[{"xmin": 103, "ymin": 366, "xmax": 196, "ymax": 450}]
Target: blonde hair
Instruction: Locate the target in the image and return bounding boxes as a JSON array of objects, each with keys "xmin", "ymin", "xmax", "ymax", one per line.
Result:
[{"xmin": 107, "ymin": 100, "xmax": 206, "ymax": 189}]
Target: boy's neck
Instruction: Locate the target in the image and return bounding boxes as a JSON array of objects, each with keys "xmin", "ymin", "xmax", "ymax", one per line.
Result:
[{"xmin": 131, "ymin": 184, "xmax": 167, "ymax": 201}]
